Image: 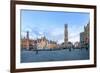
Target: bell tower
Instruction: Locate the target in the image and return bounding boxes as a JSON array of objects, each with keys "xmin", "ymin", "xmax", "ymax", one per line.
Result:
[
  {"xmin": 64, "ymin": 24, "xmax": 68, "ymax": 47},
  {"xmin": 26, "ymin": 31, "xmax": 29, "ymax": 50}
]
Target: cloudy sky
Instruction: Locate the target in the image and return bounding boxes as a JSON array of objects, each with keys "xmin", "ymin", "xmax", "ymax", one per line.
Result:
[{"xmin": 21, "ymin": 10, "xmax": 89, "ymax": 44}]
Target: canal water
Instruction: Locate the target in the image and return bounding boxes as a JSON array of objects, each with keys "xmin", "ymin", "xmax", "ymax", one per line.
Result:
[{"xmin": 21, "ymin": 48, "xmax": 89, "ymax": 63}]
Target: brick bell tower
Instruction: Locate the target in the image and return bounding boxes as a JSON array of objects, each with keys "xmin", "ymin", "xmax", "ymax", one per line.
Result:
[
  {"xmin": 26, "ymin": 31, "xmax": 29, "ymax": 50},
  {"xmin": 64, "ymin": 24, "xmax": 68, "ymax": 47}
]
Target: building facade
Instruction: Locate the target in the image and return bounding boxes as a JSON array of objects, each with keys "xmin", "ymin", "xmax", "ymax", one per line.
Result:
[
  {"xmin": 80, "ymin": 32, "xmax": 85, "ymax": 48},
  {"xmin": 47, "ymin": 40, "xmax": 57, "ymax": 49},
  {"xmin": 80, "ymin": 23, "xmax": 89, "ymax": 49},
  {"xmin": 21, "ymin": 32, "xmax": 57, "ymax": 50},
  {"xmin": 37, "ymin": 36, "xmax": 48, "ymax": 49}
]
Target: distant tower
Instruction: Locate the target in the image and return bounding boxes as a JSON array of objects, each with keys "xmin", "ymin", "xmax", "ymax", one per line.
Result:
[
  {"xmin": 26, "ymin": 31, "xmax": 29, "ymax": 39},
  {"xmin": 64, "ymin": 24, "xmax": 68, "ymax": 47},
  {"xmin": 26, "ymin": 31, "xmax": 29, "ymax": 50}
]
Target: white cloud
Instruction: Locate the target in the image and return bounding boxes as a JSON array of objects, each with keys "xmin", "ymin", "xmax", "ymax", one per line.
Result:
[
  {"xmin": 50, "ymin": 28, "xmax": 63, "ymax": 36},
  {"xmin": 21, "ymin": 24, "xmax": 81, "ymax": 44}
]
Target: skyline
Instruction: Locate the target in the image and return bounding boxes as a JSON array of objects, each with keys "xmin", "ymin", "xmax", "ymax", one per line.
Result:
[{"xmin": 21, "ymin": 10, "xmax": 90, "ymax": 44}]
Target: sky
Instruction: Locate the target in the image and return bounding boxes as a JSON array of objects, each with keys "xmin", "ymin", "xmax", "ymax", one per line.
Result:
[{"xmin": 21, "ymin": 9, "xmax": 89, "ymax": 44}]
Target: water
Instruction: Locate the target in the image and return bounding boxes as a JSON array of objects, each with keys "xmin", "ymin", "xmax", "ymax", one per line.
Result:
[{"xmin": 21, "ymin": 48, "xmax": 89, "ymax": 63}]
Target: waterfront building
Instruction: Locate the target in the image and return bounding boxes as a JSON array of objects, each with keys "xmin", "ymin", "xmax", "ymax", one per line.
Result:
[
  {"xmin": 80, "ymin": 32, "xmax": 85, "ymax": 48},
  {"xmin": 21, "ymin": 31, "xmax": 37, "ymax": 50},
  {"xmin": 37, "ymin": 36, "xmax": 48, "ymax": 49},
  {"xmin": 21, "ymin": 38, "xmax": 37, "ymax": 50},
  {"xmin": 21, "ymin": 31, "xmax": 30, "ymax": 50},
  {"xmin": 80, "ymin": 23, "xmax": 89, "ymax": 49},
  {"xmin": 21, "ymin": 32, "xmax": 58, "ymax": 50},
  {"xmin": 84, "ymin": 23, "xmax": 89, "ymax": 48},
  {"xmin": 47, "ymin": 40, "xmax": 57, "ymax": 49}
]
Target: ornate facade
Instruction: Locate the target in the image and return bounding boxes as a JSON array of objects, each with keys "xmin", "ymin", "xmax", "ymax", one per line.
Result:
[
  {"xmin": 80, "ymin": 23, "xmax": 89, "ymax": 48},
  {"xmin": 21, "ymin": 32, "xmax": 57, "ymax": 50}
]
